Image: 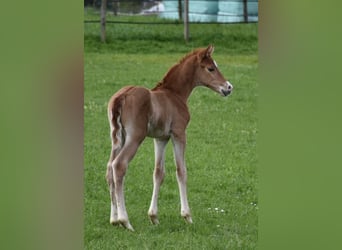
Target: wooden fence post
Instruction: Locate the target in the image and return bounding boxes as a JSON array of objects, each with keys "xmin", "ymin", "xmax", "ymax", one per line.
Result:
[
  {"xmin": 101, "ymin": 0, "xmax": 107, "ymax": 43},
  {"xmin": 178, "ymin": 0, "xmax": 183, "ymax": 20},
  {"xmin": 184, "ymin": 0, "xmax": 189, "ymax": 42},
  {"xmin": 243, "ymin": 0, "xmax": 248, "ymax": 23}
]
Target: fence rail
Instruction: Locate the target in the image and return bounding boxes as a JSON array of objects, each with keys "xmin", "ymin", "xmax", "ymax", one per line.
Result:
[
  {"xmin": 85, "ymin": 0, "xmax": 258, "ymax": 42},
  {"xmin": 84, "ymin": 0, "xmax": 258, "ymax": 24}
]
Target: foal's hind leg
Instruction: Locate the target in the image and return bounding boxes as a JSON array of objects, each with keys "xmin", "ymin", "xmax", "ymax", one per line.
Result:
[
  {"xmin": 106, "ymin": 147, "xmax": 120, "ymax": 225},
  {"xmin": 148, "ymin": 138, "xmax": 169, "ymax": 224},
  {"xmin": 113, "ymin": 137, "xmax": 143, "ymax": 231}
]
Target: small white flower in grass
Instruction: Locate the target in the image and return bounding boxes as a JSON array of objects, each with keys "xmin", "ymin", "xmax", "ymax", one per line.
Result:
[
  {"xmin": 250, "ymin": 202, "xmax": 258, "ymax": 209},
  {"xmin": 208, "ymin": 207, "xmax": 226, "ymax": 213}
]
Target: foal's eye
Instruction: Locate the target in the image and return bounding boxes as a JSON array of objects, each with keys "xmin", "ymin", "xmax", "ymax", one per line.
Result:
[{"xmin": 207, "ymin": 67, "xmax": 215, "ymax": 72}]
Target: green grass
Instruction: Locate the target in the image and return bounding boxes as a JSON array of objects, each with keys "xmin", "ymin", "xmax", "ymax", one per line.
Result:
[{"xmin": 85, "ymin": 12, "xmax": 257, "ymax": 249}]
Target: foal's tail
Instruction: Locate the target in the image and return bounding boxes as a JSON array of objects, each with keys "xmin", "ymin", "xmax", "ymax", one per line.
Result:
[
  {"xmin": 108, "ymin": 87, "xmax": 134, "ymax": 153},
  {"xmin": 108, "ymin": 95, "xmax": 125, "ymax": 152}
]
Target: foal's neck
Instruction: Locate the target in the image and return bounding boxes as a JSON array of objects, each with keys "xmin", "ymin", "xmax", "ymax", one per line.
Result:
[{"xmin": 152, "ymin": 56, "xmax": 197, "ymax": 102}]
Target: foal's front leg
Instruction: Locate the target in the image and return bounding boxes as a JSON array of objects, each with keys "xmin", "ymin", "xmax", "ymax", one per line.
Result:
[
  {"xmin": 171, "ymin": 134, "xmax": 193, "ymax": 223},
  {"xmin": 148, "ymin": 138, "xmax": 169, "ymax": 224}
]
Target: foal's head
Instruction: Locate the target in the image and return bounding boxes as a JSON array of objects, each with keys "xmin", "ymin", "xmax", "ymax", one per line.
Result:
[{"xmin": 195, "ymin": 45, "xmax": 233, "ymax": 96}]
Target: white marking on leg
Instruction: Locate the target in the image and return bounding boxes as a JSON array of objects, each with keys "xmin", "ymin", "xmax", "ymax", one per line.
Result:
[
  {"xmin": 110, "ymin": 186, "xmax": 119, "ymax": 225},
  {"xmin": 112, "ymin": 137, "xmax": 141, "ymax": 231},
  {"xmin": 107, "ymin": 155, "xmax": 119, "ymax": 225},
  {"xmin": 177, "ymin": 174, "xmax": 190, "ymax": 214},
  {"xmin": 176, "ymin": 165, "xmax": 192, "ymax": 223},
  {"xmin": 113, "ymin": 159, "xmax": 133, "ymax": 230}
]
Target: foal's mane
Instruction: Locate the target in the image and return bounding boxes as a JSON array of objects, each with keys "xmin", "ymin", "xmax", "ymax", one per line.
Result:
[{"xmin": 152, "ymin": 48, "xmax": 204, "ymax": 90}]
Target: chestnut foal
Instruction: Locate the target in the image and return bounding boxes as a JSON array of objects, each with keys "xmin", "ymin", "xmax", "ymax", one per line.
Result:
[{"xmin": 106, "ymin": 45, "xmax": 233, "ymax": 231}]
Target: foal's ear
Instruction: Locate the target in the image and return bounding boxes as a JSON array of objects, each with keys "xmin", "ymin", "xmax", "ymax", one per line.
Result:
[
  {"xmin": 206, "ymin": 45, "xmax": 215, "ymax": 57},
  {"xmin": 198, "ymin": 45, "xmax": 215, "ymax": 62}
]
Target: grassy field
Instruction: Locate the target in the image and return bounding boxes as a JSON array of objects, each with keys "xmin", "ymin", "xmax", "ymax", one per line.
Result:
[{"xmin": 84, "ymin": 12, "xmax": 258, "ymax": 249}]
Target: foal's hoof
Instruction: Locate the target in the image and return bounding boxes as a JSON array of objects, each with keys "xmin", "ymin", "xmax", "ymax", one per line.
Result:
[
  {"xmin": 183, "ymin": 215, "xmax": 193, "ymax": 224},
  {"xmin": 149, "ymin": 214, "xmax": 160, "ymax": 225},
  {"xmin": 110, "ymin": 218, "xmax": 120, "ymax": 226},
  {"xmin": 120, "ymin": 220, "xmax": 135, "ymax": 232}
]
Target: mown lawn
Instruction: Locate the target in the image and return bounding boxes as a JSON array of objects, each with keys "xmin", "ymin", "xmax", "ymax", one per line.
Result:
[{"xmin": 84, "ymin": 12, "xmax": 258, "ymax": 249}]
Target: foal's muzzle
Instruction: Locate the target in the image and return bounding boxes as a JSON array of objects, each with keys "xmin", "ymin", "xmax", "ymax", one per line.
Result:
[{"xmin": 221, "ymin": 81, "xmax": 233, "ymax": 96}]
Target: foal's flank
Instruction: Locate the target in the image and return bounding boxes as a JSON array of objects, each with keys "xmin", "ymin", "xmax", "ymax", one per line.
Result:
[{"xmin": 106, "ymin": 45, "xmax": 233, "ymax": 231}]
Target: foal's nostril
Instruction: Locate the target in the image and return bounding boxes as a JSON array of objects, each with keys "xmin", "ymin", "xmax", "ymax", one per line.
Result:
[
  {"xmin": 226, "ymin": 81, "xmax": 233, "ymax": 91},
  {"xmin": 221, "ymin": 81, "xmax": 233, "ymax": 96}
]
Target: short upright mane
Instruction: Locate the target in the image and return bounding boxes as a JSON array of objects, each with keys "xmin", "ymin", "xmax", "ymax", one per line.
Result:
[{"xmin": 152, "ymin": 48, "xmax": 204, "ymax": 90}]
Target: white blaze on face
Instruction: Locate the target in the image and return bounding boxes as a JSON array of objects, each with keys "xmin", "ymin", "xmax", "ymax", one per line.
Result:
[{"xmin": 213, "ymin": 60, "xmax": 218, "ymax": 68}]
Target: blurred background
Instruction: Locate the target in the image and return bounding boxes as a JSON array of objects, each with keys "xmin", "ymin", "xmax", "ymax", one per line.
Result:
[
  {"xmin": 3, "ymin": 1, "xmax": 342, "ymax": 250},
  {"xmin": 84, "ymin": 0, "xmax": 258, "ymax": 23}
]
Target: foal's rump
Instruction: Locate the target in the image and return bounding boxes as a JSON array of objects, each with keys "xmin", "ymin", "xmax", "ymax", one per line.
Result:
[{"xmin": 108, "ymin": 86, "xmax": 152, "ymax": 146}]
